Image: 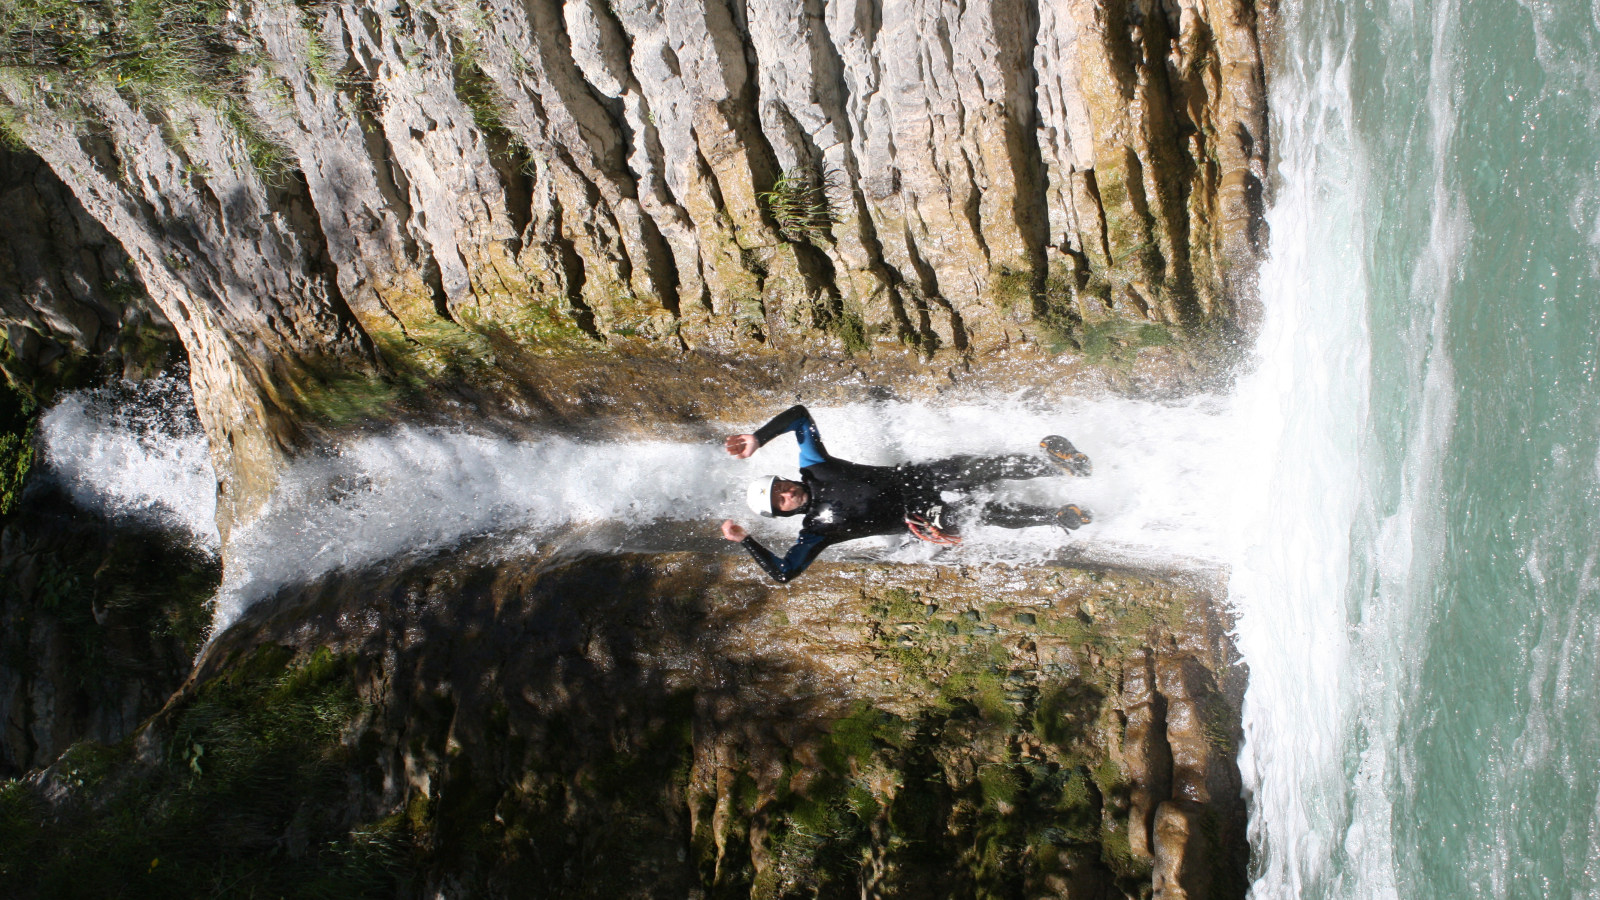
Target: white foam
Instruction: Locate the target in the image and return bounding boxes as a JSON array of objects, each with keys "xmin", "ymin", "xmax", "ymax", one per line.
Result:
[
  {"xmin": 1227, "ymin": 0, "xmax": 1469, "ymax": 894},
  {"xmin": 797, "ymin": 397, "xmax": 1239, "ymax": 570},
  {"xmin": 212, "ymin": 430, "xmax": 743, "ymax": 625},
  {"xmin": 210, "ymin": 396, "xmax": 1242, "ymax": 630},
  {"xmin": 38, "ymin": 374, "xmax": 221, "ymax": 549},
  {"xmin": 1227, "ymin": 7, "xmax": 1373, "ymax": 896}
]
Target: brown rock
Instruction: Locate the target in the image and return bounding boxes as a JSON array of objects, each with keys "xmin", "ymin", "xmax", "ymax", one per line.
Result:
[
  {"xmin": 1152, "ymin": 799, "xmax": 1211, "ymax": 900},
  {"xmin": 1156, "ymin": 652, "xmax": 1217, "ymax": 804},
  {"xmin": 1122, "ymin": 648, "xmax": 1173, "ymax": 861}
]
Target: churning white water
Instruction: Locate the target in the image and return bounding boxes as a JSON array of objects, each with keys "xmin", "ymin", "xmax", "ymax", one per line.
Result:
[
  {"xmin": 37, "ymin": 373, "xmax": 221, "ymax": 550},
  {"xmin": 210, "ymin": 394, "xmax": 1242, "ymax": 629},
  {"xmin": 39, "ymin": 385, "xmax": 1246, "ymax": 632},
  {"xmin": 1221, "ymin": 35, "xmax": 1372, "ymax": 895}
]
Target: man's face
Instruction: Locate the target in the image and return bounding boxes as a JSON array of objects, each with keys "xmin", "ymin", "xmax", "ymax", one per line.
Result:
[{"xmin": 773, "ymin": 479, "xmax": 808, "ymax": 512}]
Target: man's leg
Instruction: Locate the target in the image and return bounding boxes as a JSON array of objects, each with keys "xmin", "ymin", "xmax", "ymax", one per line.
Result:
[
  {"xmin": 908, "ymin": 454, "xmax": 1059, "ymax": 493},
  {"xmin": 966, "ymin": 500, "xmax": 1091, "ymax": 530}
]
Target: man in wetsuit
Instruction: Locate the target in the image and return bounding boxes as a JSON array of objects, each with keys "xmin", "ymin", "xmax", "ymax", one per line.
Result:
[{"xmin": 717, "ymin": 405, "xmax": 1093, "ymax": 583}]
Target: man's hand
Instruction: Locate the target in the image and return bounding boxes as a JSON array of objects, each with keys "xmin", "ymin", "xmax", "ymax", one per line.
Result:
[
  {"xmin": 724, "ymin": 434, "xmax": 760, "ymax": 458},
  {"xmin": 720, "ymin": 520, "xmax": 749, "ymax": 542}
]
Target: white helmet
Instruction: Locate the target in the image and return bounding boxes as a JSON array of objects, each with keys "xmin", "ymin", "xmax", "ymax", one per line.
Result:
[{"xmin": 746, "ymin": 476, "xmax": 779, "ymax": 517}]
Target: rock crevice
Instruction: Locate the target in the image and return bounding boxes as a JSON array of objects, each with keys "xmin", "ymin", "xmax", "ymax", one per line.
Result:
[{"xmin": 1, "ymin": 0, "xmax": 1269, "ymax": 528}]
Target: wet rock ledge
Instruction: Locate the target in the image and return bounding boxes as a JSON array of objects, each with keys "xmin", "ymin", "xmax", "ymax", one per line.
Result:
[{"xmin": 4, "ymin": 541, "xmax": 1247, "ymax": 899}]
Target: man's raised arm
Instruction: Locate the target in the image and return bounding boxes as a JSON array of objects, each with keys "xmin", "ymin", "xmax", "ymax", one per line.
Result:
[{"xmin": 723, "ymin": 404, "xmax": 829, "ymax": 467}]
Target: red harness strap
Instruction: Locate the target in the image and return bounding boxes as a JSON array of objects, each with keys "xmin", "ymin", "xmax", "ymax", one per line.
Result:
[{"xmin": 905, "ymin": 514, "xmax": 963, "ymax": 546}]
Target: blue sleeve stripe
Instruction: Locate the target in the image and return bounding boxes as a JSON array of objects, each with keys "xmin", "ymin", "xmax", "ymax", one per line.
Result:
[
  {"xmin": 741, "ymin": 530, "xmax": 832, "ymax": 583},
  {"xmin": 753, "ymin": 405, "xmax": 832, "ymax": 468},
  {"xmin": 778, "ymin": 531, "xmax": 832, "ymax": 579},
  {"xmin": 795, "ymin": 418, "xmax": 828, "ymax": 468}
]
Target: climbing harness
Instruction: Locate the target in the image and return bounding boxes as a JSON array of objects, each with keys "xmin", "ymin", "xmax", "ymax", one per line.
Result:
[{"xmin": 905, "ymin": 512, "xmax": 963, "ymax": 546}]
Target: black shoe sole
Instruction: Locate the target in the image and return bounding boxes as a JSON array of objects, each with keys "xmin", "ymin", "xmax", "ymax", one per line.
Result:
[
  {"xmin": 1057, "ymin": 505, "xmax": 1091, "ymax": 529},
  {"xmin": 1041, "ymin": 436, "xmax": 1092, "ymax": 476}
]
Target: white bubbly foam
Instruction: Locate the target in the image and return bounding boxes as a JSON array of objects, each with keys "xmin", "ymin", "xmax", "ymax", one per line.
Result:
[
  {"xmin": 39, "ymin": 380, "xmax": 1249, "ymax": 633},
  {"xmin": 210, "ymin": 395, "xmax": 1243, "ymax": 629},
  {"xmin": 1228, "ymin": 0, "xmax": 1467, "ymax": 895},
  {"xmin": 38, "ymin": 374, "xmax": 221, "ymax": 549},
  {"xmin": 1224, "ymin": 5, "xmax": 1373, "ymax": 897}
]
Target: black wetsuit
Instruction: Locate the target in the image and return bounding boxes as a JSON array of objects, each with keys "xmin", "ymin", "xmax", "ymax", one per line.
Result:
[{"xmin": 738, "ymin": 405, "xmax": 1066, "ymax": 583}]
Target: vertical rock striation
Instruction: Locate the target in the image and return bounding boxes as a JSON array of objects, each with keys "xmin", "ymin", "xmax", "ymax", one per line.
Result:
[
  {"xmin": 0, "ymin": 0, "xmax": 1269, "ymax": 524},
  {"xmin": 0, "ymin": 146, "xmax": 178, "ymax": 392}
]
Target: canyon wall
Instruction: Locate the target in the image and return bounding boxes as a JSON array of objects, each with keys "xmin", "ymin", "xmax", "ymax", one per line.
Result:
[
  {"xmin": 0, "ymin": 3, "xmax": 1268, "ymax": 893},
  {"xmin": 0, "ymin": 147, "xmax": 180, "ymax": 393},
  {"xmin": 0, "ymin": 0, "xmax": 1269, "ymax": 531},
  {"xmin": 6, "ymin": 542, "xmax": 1247, "ymax": 899}
]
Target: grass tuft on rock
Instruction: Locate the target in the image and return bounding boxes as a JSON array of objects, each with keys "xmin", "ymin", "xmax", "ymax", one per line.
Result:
[
  {"xmin": 0, "ymin": 0, "xmax": 301, "ymax": 185},
  {"xmin": 0, "ymin": 377, "xmax": 36, "ymax": 516},
  {"xmin": 0, "ymin": 0, "xmax": 239, "ymax": 98},
  {"xmin": 759, "ymin": 167, "xmax": 840, "ymax": 245}
]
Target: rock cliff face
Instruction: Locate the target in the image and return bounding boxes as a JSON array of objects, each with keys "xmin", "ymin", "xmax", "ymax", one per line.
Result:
[
  {"xmin": 0, "ymin": 0, "xmax": 1269, "ymax": 531},
  {"xmin": 4, "ymin": 540, "xmax": 1246, "ymax": 899},
  {"xmin": 0, "ymin": 490, "xmax": 217, "ymax": 777},
  {"xmin": 0, "ymin": 146, "xmax": 179, "ymax": 395},
  {"xmin": 0, "ymin": 1, "xmax": 1267, "ymax": 892}
]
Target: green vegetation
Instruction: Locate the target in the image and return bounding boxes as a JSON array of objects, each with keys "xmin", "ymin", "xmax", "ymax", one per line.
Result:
[
  {"xmin": 0, "ymin": 376, "xmax": 35, "ymax": 516},
  {"xmin": 1034, "ymin": 681, "xmax": 1106, "ymax": 753},
  {"xmin": 1075, "ymin": 318, "xmax": 1175, "ymax": 365},
  {"xmin": 0, "ymin": 100, "xmax": 25, "ymax": 149},
  {"xmin": 688, "ymin": 583, "xmax": 1197, "ymax": 897},
  {"xmin": 0, "ymin": 0, "xmax": 299, "ymax": 183},
  {"xmin": 5, "ymin": 517, "xmax": 218, "ymax": 658},
  {"xmin": 0, "ymin": 0, "xmax": 238, "ymax": 98},
  {"xmin": 738, "ymin": 695, "xmax": 1137, "ymax": 900},
  {"xmin": 288, "ymin": 357, "xmax": 415, "ymax": 428},
  {"xmin": 803, "ymin": 293, "xmax": 869, "ymax": 354},
  {"xmin": 1035, "ymin": 285, "xmax": 1178, "ymax": 364},
  {"xmin": 0, "ymin": 646, "xmax": 407, "ymax": 899},
  {"xmin": 1035, "ymin": 269, "xmax": 1083, "ymax": 352},
  {"xmin": 759, "ymin": 167, "xmax": 840, "ymax": 245},
  {"xmin": 450, "ymin": 34, "xmax": 532, "ymax": 169},
  {"xmin": 990, "ymin": 266, "xmax": 1036, "ymax": 314}
]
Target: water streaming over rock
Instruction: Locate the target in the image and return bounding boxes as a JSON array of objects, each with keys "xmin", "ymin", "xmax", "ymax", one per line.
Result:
[
  {"xmin": 40, "ymin": 393, "xmax": 1245, "ymax": 631},
  {"xmin": 34, "ymin": 0, "xmax": 1600, "ymax": 893},
  {"xmin": 36, "ymin": 372, "xmax": 220, "ymax": 550}
]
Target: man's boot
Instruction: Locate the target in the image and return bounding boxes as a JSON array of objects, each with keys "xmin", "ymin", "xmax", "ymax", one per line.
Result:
[
  {"xmin": 1055, "ymin": 504, "xmax": 1092, "ymax": 530},
  {"xmin": 1041, "ymin": 436, "xmax": 1092, "ymax": 476}
]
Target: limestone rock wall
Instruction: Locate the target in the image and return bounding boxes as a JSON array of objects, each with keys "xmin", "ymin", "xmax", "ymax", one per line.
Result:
[
  {"xmin": 135, "ymin": 543, "xmax": 1248, "ymax": 898},
  {"xmin": 0, "ymin": 146, "xmax": 178, "ymax": 394},
  {"xmin": 0, "ymin": 0, "xmax": 1267, "ymax": 529}
]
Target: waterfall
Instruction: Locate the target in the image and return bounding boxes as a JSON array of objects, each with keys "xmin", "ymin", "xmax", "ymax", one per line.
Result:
[
  {"xmin": 41, "ymin": 391, "xmax": 1244, "ymax": 632},
  {"xmin": 36, "ymin": 372, "xmax": 221, "ymax": 550},
  {"xmin": 38, "ymin": 0, "xmax": 1600, "ymax": 893}
]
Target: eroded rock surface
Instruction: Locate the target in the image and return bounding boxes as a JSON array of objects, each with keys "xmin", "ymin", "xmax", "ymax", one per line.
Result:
[
  {"xmin": 0, "ymin": 146, "xmax": 179, "ymax": 395},
  {"xmin": 0, "ymin": 0, "xmax": 1269, "ymax": 528},
  {"xmin": 15, "ymin": 541, "xmax": 1241, "ymax": 898}
]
